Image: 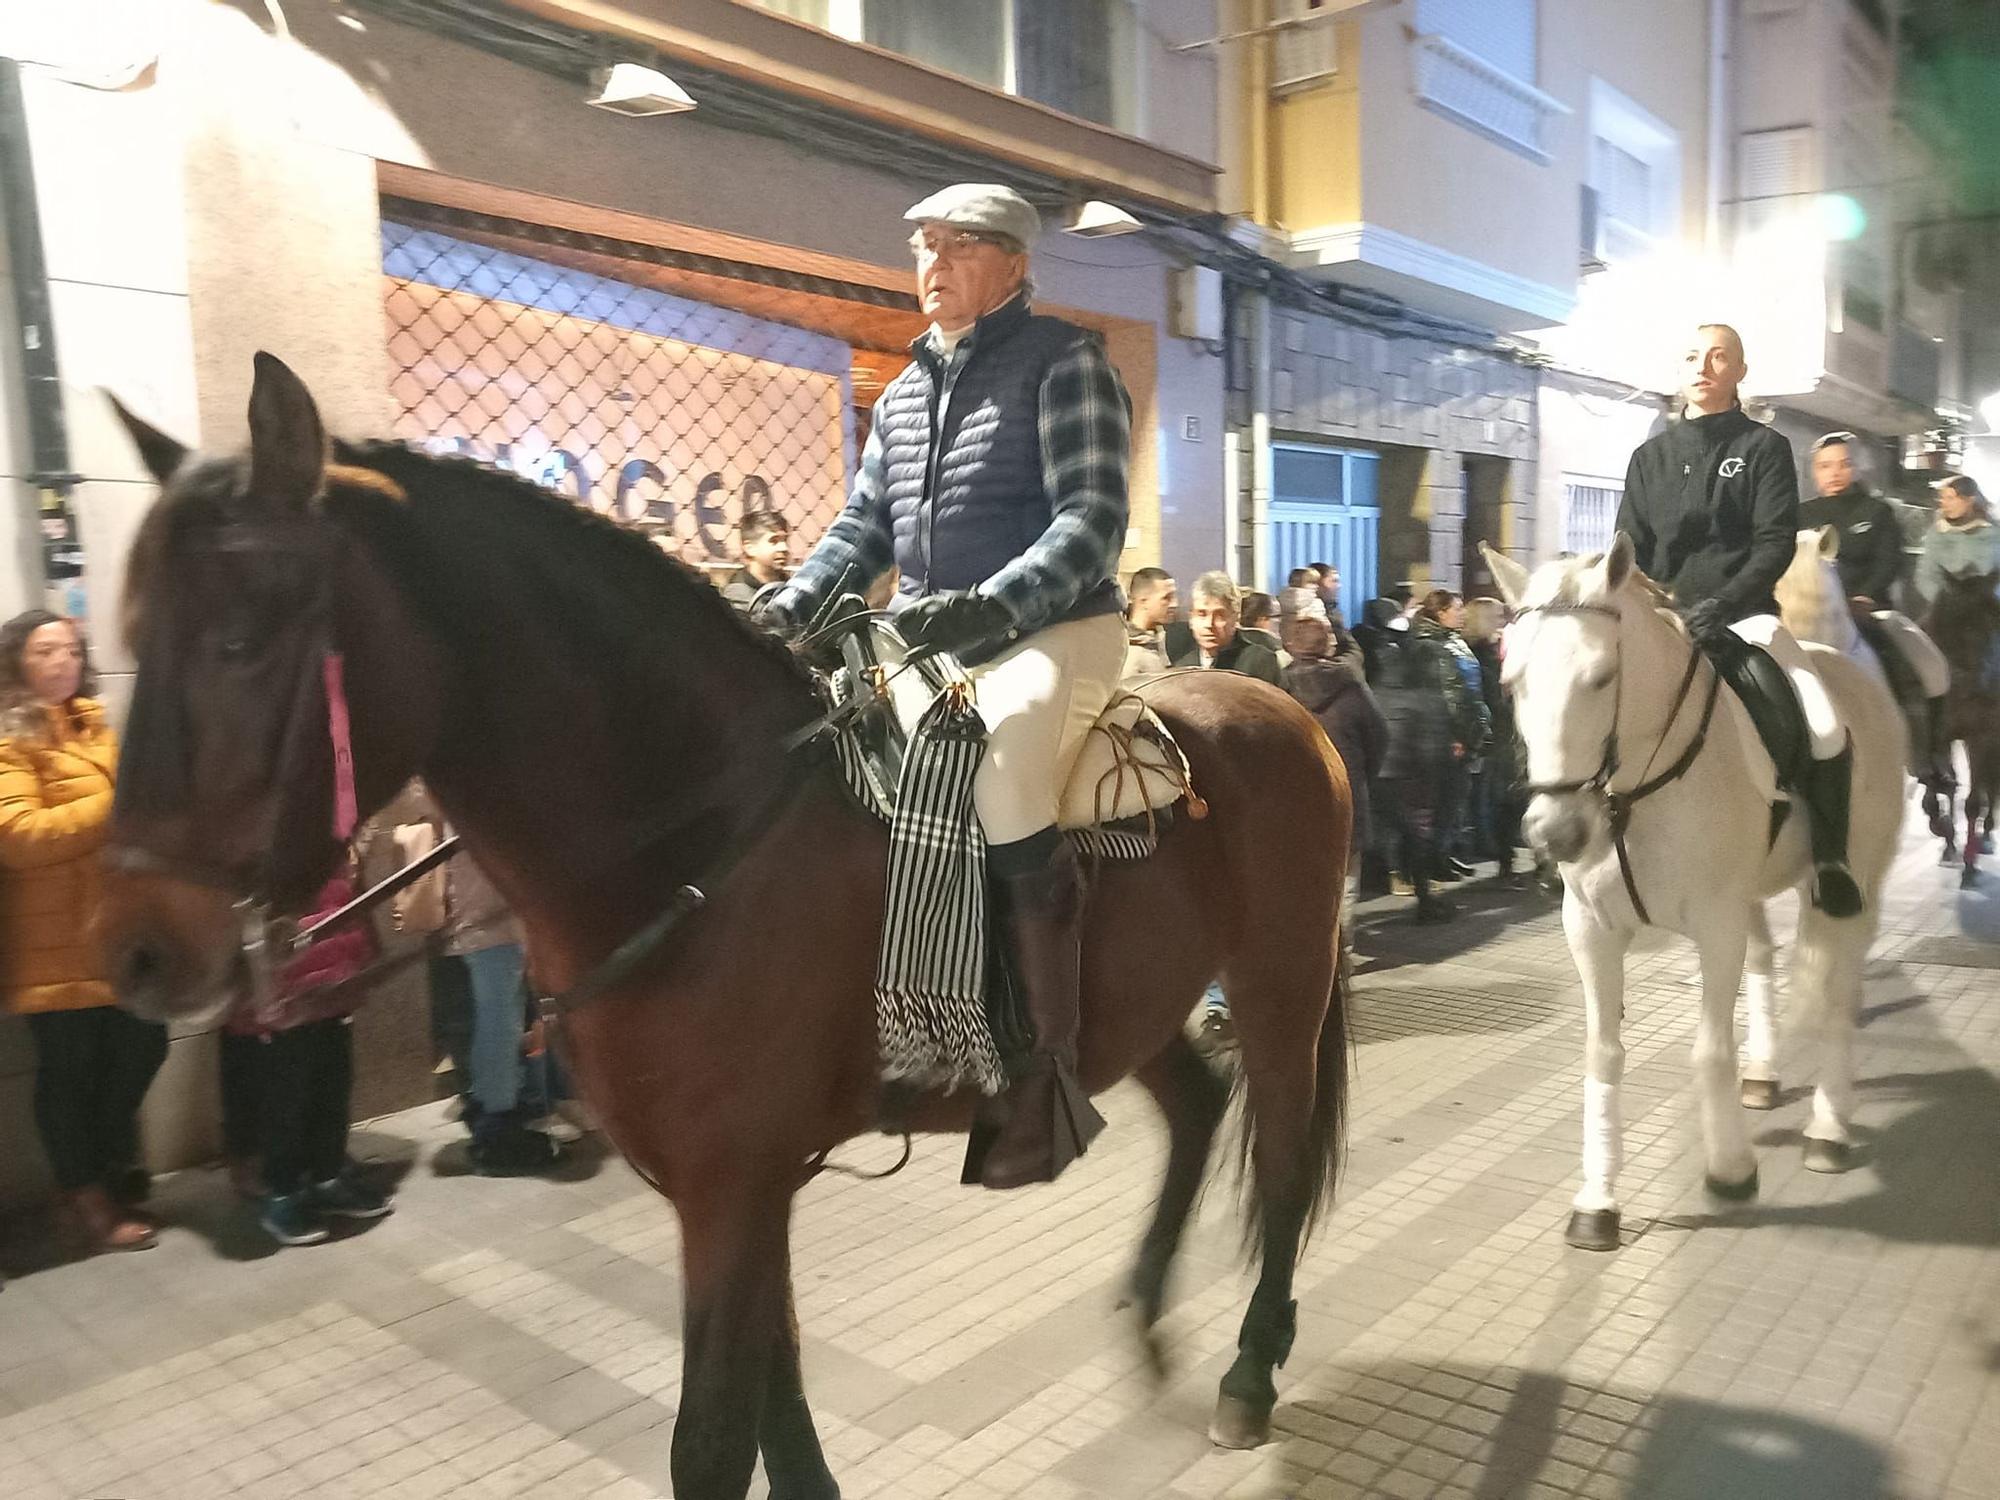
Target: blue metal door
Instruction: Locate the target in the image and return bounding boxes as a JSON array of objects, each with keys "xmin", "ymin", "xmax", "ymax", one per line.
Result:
[{"xmin": 1268, "ymin": 443, "xmax": 1380, "ymax": 623}]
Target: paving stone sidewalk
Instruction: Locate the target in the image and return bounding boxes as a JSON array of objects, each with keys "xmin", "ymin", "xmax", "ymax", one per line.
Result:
[{"xmin": 0, "ymin": 800, "xmax": 1995, "ymax": 1500}]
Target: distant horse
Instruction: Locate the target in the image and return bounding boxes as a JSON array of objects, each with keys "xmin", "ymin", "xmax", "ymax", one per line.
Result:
[
  {"xmin": 1777, "ymin": 524, "xmax": 1951, "ymax": 836},
  {"xmin": 96, "ymin": 355, "xmax": 1352, "ymax": 1498},
  {"xmin": 1485, "ymin": 540, "xmax": 1903, "ymax": 1252},
  {"xmin": 1922, "ymin": 569, "xmax": 2000, "ymax": 886}
]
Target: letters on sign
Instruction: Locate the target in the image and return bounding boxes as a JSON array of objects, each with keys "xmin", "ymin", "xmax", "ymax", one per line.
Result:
[{"xmin": 426, "ymin": 436, "xmax": 770, "ymax": 556}]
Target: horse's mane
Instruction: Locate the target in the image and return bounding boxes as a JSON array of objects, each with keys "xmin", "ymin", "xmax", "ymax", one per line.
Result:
[
  {"xmin": 1527, "ymin": 551, "xmax": 1673, "ymax": 614},
  {"xmin": 326, "ymin": 440, "xmax": 816, "ymax": 695}
]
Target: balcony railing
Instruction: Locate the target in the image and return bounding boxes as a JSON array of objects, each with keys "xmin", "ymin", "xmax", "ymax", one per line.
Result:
[{"xmin": 1409, "ymin": 31, "xmax": 1568, "ymax": 163}]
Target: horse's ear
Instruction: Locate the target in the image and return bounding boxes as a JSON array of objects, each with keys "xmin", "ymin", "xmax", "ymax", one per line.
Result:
[
  {"xmin": 107, "ymin": 395, "xmax": 189, "ymax": 484},
  {"xmin": 1816, "ymin": 524, "xmax": 1841, "ymax": 560},
  {"xmin": 1604, "ymin": 531, "xmax": 1635, "ymax": 590},
  {"xmin": 1480, "ymin": 543, "xmax": 1530, "ymax": 609},
  {"xmin": 247, "ymin": 351, "xmax": 327, "ymax": 509}
]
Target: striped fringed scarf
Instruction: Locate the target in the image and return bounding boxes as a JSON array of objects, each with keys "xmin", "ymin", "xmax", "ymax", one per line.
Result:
[{"xmin": 874, "ymin": 675, "xmax": 1006, "ymax": 1096}]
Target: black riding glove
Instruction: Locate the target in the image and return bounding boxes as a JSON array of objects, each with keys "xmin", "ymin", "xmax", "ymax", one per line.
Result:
[
  {"xmin": 899, "ymin": 591, "xmax": 1015, "ymax": 656},
  {"xmin": 1679, "ymin": 597, "xmax": 1735, "ymax": 652}
]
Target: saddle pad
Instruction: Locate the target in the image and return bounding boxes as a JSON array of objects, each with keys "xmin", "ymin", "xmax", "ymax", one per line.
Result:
[{"xmin": 1058, "ymin": 692, "xmax": 1194, "ymax": 831}]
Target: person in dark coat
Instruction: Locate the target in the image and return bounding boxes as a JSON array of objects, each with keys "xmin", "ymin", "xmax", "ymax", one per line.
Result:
[
  {"xmin": 719, "ymin": 509, "xmax": 791, "ymax": 612},
  {"xmin": 1802, "ymin": 433, "xmax": 1951, "ymax": 791},
  {"xmin": 1175, "ymin": 572, "xmax": 1282, "ymax": 684},
  {"xmin": 1282, "ymin": 617, "xmax": 1388, "ymax": 855},
  {"xmin": 1800, "ymin": 434, "xmax": 1902, "ymax": 608},
  {"xmin": 1615, "ymin": 323, "xmax": 1861, "ymax": 916},
  {"xmin": 1351, "ymin": 597, "xmax": 1401, "ymax": 685},
  {"xmin": 1238, "ymin": 591, "xmax": 1285, "ymax": 659},
  {"xmin": 1463, "ymin": 598, "xmax": 1524, "ymax": 876},
  {"xmin": 1371, "ymin": 620, "xmax": 1457, "ymax": 922}
]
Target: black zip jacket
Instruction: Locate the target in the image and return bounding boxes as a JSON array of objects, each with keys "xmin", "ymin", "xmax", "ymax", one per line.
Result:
[
  {"xmin": 1615, "ymin": 407, "xmax": 1800, "ymax": 621},
  {"xmin": 1796, "ymin": 486, "xmax": 1903, "ymax": 603}
]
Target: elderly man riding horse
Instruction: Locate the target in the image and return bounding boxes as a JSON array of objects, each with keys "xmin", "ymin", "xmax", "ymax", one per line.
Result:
[
  {"xmin": 762, "ymin": 184, "xmax": 1131, "ymax": 1188},
  {"xmin": 1615, "ymin": 324, "xmax": 1863, "ymax": 917}
]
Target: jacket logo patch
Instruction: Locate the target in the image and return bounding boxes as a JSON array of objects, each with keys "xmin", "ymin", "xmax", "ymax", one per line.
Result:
[{"xmin": 1718, "ymin": 457, "xmax": 1747, "ymax": 478}]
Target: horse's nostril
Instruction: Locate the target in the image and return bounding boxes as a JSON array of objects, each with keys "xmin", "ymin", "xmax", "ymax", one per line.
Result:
[{"xmin": 117, "ymin": 942, "xmax": 169, "ymax": 1000}]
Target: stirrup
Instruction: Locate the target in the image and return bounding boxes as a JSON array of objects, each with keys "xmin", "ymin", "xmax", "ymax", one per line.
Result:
[{"xmin": 977, "ymin": 1057, "xmax": 1105, "ymax": 1190}]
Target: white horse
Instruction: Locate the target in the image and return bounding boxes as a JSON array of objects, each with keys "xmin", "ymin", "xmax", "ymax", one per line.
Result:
[
  {"xmin": 1485, "ymin": 539, "xmax": 1905, "ymax": 1251},
  {"xmin": 1775, "ymin": 524, "xmax": 1950, "ymax": 702},
  {"xmin": 1741, "ymin": 528, "xmax": 1951, "ymax": 1103}
]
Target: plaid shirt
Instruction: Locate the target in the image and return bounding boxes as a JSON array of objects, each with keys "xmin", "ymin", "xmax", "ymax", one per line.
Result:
[{"xmin": 778, "ymin": 310, "xmax": 1131, "ymax": 633}]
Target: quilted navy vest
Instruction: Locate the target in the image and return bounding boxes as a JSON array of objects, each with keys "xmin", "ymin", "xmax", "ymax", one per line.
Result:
[{"xmin": 879, "ymin": 297, "xmax": 1119, "ymax": 637}]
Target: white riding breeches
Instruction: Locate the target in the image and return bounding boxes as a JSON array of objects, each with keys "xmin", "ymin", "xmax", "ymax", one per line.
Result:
[
  {"xmin": 1730, "ymin": 614, "xmax": 1846, "ymax": 760},
  {"xmin": 966, "ymin": 612, "xmax": 1126, "ymax": 846}
]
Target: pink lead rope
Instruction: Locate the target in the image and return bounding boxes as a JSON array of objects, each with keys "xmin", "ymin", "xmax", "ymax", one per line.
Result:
[{"xmin": 323, "ymin": 651, "xmax": 359, "ymax": 841}]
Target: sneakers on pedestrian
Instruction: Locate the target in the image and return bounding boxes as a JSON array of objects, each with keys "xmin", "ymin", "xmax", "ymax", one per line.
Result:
[
  {"xmin": 260, "ymin": 1192, "xmax": 330, "ymax": 1247},
  {"xmin": 1389, "ymin": 874, "xmax": 1417, "ymax": 898},
  {"xmin": 469, "ymin": 1121, "xmax": 563, "ymax": 1177},
  {"xmin": 308, "ymin": 1174, "xmax": 394, "ymax": 1221}
]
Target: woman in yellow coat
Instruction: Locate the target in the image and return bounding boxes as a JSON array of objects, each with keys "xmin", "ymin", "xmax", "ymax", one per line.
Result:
[{"xmin": 0, "ymin": 610, "xmax": 166, "ymax": 1251}]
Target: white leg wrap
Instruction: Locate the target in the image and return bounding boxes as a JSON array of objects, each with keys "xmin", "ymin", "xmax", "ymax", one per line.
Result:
[
  {"xmin": 1742, "ymin": 970, "xmax": 1778, "ymax": 1080},
  {"xmin": 1575, "ymin": 1075, "xmax": 1622, "ymax": 1213}
]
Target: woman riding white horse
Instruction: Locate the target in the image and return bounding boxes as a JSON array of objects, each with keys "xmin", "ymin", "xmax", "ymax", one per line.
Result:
[{"xmin": 1487, "ymin": 539, "xmax": 1903, "ymax": 1250}]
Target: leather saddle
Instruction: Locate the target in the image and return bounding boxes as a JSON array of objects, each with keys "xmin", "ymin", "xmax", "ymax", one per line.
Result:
[
  {"xmin": 1704, "ymin": 633, "xmax": 1808, "ymax": 793},
  {"xmin": 830, "ymin": 612, "xmax": 1193, "ymax": 834}
]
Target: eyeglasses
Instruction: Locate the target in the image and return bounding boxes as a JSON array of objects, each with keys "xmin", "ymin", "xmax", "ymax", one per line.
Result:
[{"xmin": 909, "ymin": 230, "xmax": 1010, "ymax": 263}]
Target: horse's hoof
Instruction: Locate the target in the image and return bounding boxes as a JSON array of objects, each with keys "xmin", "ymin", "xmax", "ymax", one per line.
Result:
[
  {"xmin": 1803, "ymin": 1137, "xmax": 1857, "ymax": 1173},
  {"xmin": 1209, "ymin": 1393, "xmax": 1273, "ymax": 1450},
  {"xmin": 1704, "ymin": 1166, "xmax": 1759, "ymax": 1202},
  {"xmin": 1961, "ymin": 866, "xmax": 1980, "ymax": 889},
  {"xmin": 1740, "ymin": 1078, "xmax": 1782, "ymax": 1111},
  {"xmin": 1941, "ymin": 845, "xmax": 1959, "ymax": 865},
  {"xmin": 1564, "ymin": 1208, "xmax": 1621, "ymax": 1251}
]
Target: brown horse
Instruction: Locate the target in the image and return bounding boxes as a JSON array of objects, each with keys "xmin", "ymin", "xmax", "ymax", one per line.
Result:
[
  {"xmin": 97, "ymin": 355, "xmax": 1352, "ymax": 1500},
  {"xmin": 1923, "ymin": 568, "xmax": 2000, "ymax": 886}
]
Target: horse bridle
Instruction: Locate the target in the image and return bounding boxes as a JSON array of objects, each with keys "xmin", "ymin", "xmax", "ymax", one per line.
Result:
[
  {"xmin": 105, "ymin": 543, "xmax": 932, "ymax": 1018},
  {"xmin": 1516, "ymin": 599, "xmax": 1724, "ymax": 925}
]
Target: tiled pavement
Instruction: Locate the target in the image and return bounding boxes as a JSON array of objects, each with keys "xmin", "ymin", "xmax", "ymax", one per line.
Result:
[{"xmin": 1, "ymin": 800, "xmax": 1996, "ymax": 1500}]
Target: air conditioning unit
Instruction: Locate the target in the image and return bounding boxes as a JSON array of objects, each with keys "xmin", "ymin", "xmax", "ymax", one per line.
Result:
[{"xmin": 1579, "ymin": 185, "xmax": 1609, "ymax": 273}]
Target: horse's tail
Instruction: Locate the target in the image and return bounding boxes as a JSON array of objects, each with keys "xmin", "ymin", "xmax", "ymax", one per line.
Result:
[
  {"xmin": 1303, "ymin": 951, "xmax": 1351, "ymax": 1238},
  {"xmin": 1230, "ymin": 950, "xmax": 1350, "ymax": 1255}
]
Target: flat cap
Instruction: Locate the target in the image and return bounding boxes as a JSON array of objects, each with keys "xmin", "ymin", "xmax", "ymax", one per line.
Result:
[{"xmin": 903, "ymin": 183, "xmax": 1041, "ymax": 252}]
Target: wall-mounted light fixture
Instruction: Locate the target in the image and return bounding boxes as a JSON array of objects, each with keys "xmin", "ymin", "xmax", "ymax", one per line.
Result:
[
  {"xmin": 588, "ymin": 63, "xmax": 696, "ymax": 117},
  {"xmin": 1064, "ymin": 200, "xmax": 1143, "ymax": 237}
]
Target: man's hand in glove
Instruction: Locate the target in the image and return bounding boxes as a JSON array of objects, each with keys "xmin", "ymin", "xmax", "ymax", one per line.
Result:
[
  {"xmin": 1679, "ymin": 597, "xmax": 1736, "ymax": 652},
  {"xmin": 899, "ymin": 591, "xmax": 1015, "ymax": 657}
]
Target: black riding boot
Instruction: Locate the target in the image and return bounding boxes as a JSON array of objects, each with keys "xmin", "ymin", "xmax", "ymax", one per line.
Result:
[
  {"xmin": 981, "ymin": 838, "xmax": 1106, "ymax": 1190},
  {"xmin": 1801, "ymin": 742, "xmax": 1865, "ymax": 918}
]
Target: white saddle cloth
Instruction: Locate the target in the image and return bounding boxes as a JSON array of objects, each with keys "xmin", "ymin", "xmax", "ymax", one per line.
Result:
[
  {"xmin": 848, "ymin": 620, "xmax": 1192, "ymax": 832},
  {"xmin": 1057, "ymin": 691, "xmax": 1191, "ymax": 829}
]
